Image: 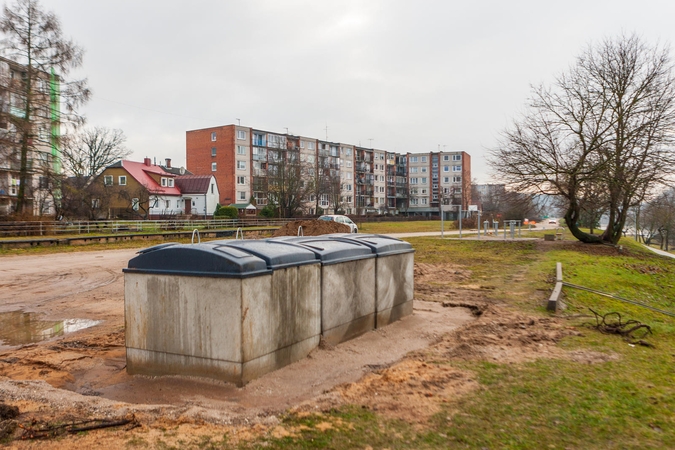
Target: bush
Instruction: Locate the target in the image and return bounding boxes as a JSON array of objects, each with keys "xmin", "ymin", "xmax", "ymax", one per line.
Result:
[
  {"xmin": 259, "ymin": 205, "xmax": 277, "ymax": 218},
  {"xmin": 214, "ymin": 204, "xmax": 239, "ymax": 219}
]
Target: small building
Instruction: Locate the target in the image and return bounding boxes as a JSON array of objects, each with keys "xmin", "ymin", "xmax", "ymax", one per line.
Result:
[
  {"xmin": 175, "ymin": 175, "xmax": 219, "ymax": 218},
  {"xmin": 229, "ymin": 202, "xmax": 258, "ymax": 216}
]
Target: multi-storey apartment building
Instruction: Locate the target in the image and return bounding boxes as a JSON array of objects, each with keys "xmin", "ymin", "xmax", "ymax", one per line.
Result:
[
  {"xmin": 186, "ymin": 124, "xmax": 471, "ymax": 217},
  {"xmin": 0, "ymin": 56, "xmax": 60, "ymax": 216}
]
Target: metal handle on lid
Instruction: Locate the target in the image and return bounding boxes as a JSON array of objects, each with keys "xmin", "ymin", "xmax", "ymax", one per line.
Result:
[{"xmin": 191, "ymin": 229, "xmax": 201, "ymax": 244}]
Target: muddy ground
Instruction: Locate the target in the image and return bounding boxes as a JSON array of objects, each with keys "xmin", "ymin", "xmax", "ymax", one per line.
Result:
[{"xmin": 0, "ymin": 242, "xmax": 603, "ymax": 448}]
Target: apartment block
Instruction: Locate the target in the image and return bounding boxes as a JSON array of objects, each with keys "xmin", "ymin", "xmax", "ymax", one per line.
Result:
[
  {"xmin": 0, "ymin": 56, "xmax": 60, "ymax": 216},
  {"xmin": 186, "ymin": 124, "xmax": 471, "ymax": 217}
]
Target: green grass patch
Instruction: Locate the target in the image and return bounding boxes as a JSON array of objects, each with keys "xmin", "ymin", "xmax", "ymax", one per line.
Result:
[
  {"xmin": 359, "ymin": 220, "xmax": 449, "ymax": 234},
  {"xmin": 232, "ymin": 235, "xmax": 675, "ymax": 448}
]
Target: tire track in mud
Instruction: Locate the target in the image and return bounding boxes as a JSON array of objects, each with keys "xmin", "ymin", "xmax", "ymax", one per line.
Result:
[{"xmin": 0, "ymin": 267, "xmax": 120, "ymax": 309}]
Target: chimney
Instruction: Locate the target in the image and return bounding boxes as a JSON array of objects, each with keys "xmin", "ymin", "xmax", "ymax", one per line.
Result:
[
  {"xmin": 143, "ymin": 157, "xmax": 151, "ymax": 166},
  {"xmin": 165, "ymin": 158, "xmax": 172, "ymax": 168}
]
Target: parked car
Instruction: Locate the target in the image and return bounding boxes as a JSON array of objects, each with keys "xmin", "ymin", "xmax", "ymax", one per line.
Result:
[
  {"xmin": 318, "ymin": 214, "xmax": 358, "ymax": 233},
  {"xmin": 548, "ymin": 219, "xmax": 557, "ymax": 224}
]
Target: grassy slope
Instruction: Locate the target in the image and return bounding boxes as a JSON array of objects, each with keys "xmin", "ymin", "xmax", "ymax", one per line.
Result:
[{"xmin": 230, "ymin": 238, "xmax": 675, "ymax": 450}]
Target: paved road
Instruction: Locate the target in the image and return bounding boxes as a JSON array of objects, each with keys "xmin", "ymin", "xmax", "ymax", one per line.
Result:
[{"xmin": 642, "ymin": 245, "xmax": 675, "ymax": 259}]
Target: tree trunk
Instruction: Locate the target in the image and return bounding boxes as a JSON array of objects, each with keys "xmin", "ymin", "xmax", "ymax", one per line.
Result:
[{"xmin": 565, "ymin": 203, "xmax": 603, "ymax": 243}]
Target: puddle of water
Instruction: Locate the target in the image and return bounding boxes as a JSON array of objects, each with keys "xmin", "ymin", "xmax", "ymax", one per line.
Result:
[{"xmin": 0, "ymin": 311, "xmax": 101, "ymax": 349}]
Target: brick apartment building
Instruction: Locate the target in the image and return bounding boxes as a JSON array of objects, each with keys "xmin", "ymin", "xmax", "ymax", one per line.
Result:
[{"xmin": 186, "ymin": 124, "xmax": 471, "ymax": 217}]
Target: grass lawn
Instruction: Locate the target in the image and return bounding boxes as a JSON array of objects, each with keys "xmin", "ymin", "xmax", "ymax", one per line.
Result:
[{"xmin": 230, "ymin": 237, "xmax": 675, "ymax": 449}]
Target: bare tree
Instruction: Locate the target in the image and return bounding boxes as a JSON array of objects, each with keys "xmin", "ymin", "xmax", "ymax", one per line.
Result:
[
  {"xmin": 0, "ymin": 0, "xmax": 90, "ymax": 214},
  {"xmin": 639, "ymin": 188, "xmax": 675, "ymax": 249},
  {"xmin": 490, "ymin": 34, "xmax": 675, "ymax": 244},
  {"xmin": 266, "ymin": 141, "xmax": 310, "ymax": 218},
  {"xmin": 60, "ymin": 127, "xmax": 129, "ymax": 179}
]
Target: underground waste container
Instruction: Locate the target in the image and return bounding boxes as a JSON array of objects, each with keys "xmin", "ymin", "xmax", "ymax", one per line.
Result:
[
  {"xmin": 325, "ymin": 234, "xmax": 415, "ymax": 328},
  {"xmin": 269, "ymin": 236, "xmax": 376, "ymax": 346},
  {"xmin": 220, "ymin": 239, "xmax": 322, "ymax": 379},
  {"xmin": 123, "ymin": 240, "xmax": 321, "ymax": 386}
]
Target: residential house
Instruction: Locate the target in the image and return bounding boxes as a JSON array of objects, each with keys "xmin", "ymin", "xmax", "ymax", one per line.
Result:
[
  {"xmin": 99, "ymin": 158, "xmax": 183, "ymax": 219},
  {"xmin": 174, "ymin": 174, "xmax": 219, "ymax": 218}
]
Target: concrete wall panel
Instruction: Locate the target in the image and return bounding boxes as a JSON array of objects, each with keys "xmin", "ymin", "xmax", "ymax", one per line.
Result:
[
  {"xmin": 321, "ymin": 259, "xmax": 376, "ymax": 344},
  {"xmin": 376, "ymin": 252, "xmax": 414, "ymax": 327}
]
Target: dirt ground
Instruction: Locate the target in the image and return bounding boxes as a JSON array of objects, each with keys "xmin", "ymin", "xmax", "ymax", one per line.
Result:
[
  {"xmin": 272, "ymin": 219, "xmax": 351, "ymax": 236},
  {"xmin": 0, "ymin": 242, "xmax": 609, "ymax": 448}
]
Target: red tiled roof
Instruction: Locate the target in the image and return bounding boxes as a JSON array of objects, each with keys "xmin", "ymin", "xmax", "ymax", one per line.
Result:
[
  {"xmin": 174, "ymin": 175, "xmax": 213, "ymax": 194},
  {"xmin": 120, "ymin": 160, "xmax": 181, "ymax": 196}
]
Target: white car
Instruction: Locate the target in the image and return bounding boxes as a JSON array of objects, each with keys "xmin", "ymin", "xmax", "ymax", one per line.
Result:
[
  {"xmin": 318, "ymin": 214, "xmax": 358, "ymax": 233},
  {"xmin": 548, "ymin": 219, "xmax": 557, "ymax": 224}
]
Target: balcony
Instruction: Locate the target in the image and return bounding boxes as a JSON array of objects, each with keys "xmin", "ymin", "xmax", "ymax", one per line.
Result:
[{"xmin": 355, "ymin": 162, "xmax": 371, "ymax": 172}]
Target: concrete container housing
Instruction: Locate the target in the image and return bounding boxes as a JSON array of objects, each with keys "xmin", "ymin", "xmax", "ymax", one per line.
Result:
[
  {"xmin": 328, "ymin": 234, "xmax": 415, "ymax": 327},
  {"xmin": 271, "ymin": 236, "xmax": 377, "ymax": 346},
  {"xmin": 123, "ymin": 241, "xmax": 320, "ymax": 386}
]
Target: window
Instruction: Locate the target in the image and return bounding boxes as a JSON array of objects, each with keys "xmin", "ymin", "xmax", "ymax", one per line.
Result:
[
  {"xmin": 346, "ymin": 161, "xmax": 352, "ymax": 168},
  {"xmin": 421, "ymin": 177, "xmax": 427, "ymax": 184},
  {"xmin": 380, "ymin": 175, "xmax": 384, "ymax": 181},
  {"xmin": 443, "ymin": 155, "xmax": 450, "ymax": 161},
  {"xmin": 168, "ymin": 179, "xmax": 174, "ymax": 187},
  {"xmin": 453, "ymin": 176, "xmax": 462, "ymax": 183},
  {"xmin": 432, "ymin": 163, "xmax": 438, "ymax": 168},
  {"xmin": 237, "ymin": 130, "xmax": 246, "ymax": 140},
  {"xmin": 421, "ymin": 156, "xmax": 427, "ymax": 162},
  {"xmin": 453, "ymin": 165, "xmax": 462, "ymax": 172},
  {"xmin": 237, "ymin": 145, "xmax": 246, "ymax": 155},
  {"xmin": 165, "ymin": 200, "xmax": 170, "ymax": 208},
  {"xmin": 104, "ymin": 175, "xmax": 113, "ymax": 186},
  {"xmin": 453, "ymin": 154, "xmax": 462, "ymax": 161},
  {"xmin": 410, "ymin": 156, "xmax": 418, "ymax": 163},
  {"xmin": 410, "ymin": 167, "xmax": 418, "ymax": 173},
  {"xmin": 410, "ymin": 198, "xmax": 418, "ymax": 205},
  {"xmin": 308, "ymin": 142, "xmax": 315, "ymax": 150},
  {"xmin": 211, "ymin": 183, "xmax": 214, "ymax": 194},
  {"xmin": 211, "ymin": 132, "xmax": 217, "ymax": 141},
  {"xmin": 443, "ymin": 165, "xmax": 449, "ymax": 172},
  {"xmin": 421, "ymin": 198, "xmax": 428, "ymax": 205},
  {"xmin": 432, "ymin": 174, "xmax": 438, "ymax": 179},
  {"xmin": 421, "ymin": 188, "xmax": 427, "ymax": 194},
  {"xmin": 410, "ymin": 177, "xmax": 418, "ymax": 184},
  {"xmin": 444, "ymin": 177, "xmax": 450, "ymax": 183},
  {"xmin": 132, "ymin": 198, "xmax": 139, "ymax": 211},
  {"xmin": 211, "ymin": 162, "xmax": 217, "ymax": 171},
  {"xmin": 421, "ymin": 167, "xmax": 427, "ymax": 173},
  {"xmin": 237, "ymin": 176, "xmax": 245, "ymax": 185},
  {"xmin": 237, "ymin": 160, "xmax": 246, "ymax": 170},
  {"xmin": 238, "ymin": 191, "xmax": 246, "ymax": 200},
  {"xmin": 117, "ymin": 175, "xmax": 126, "ymax": 186},
  {"xmin": 209, "ymin": 147, "xmax": 215, "ymax": 157},
  {"xmin": 161, "ymin": 178, "xmax": 167, "ymax": 187}
]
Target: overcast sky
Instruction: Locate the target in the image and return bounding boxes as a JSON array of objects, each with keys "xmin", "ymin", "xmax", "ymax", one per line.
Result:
[{"xmin": 29, "ymin": 0, "xmax": 675, "ymax": 182}]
